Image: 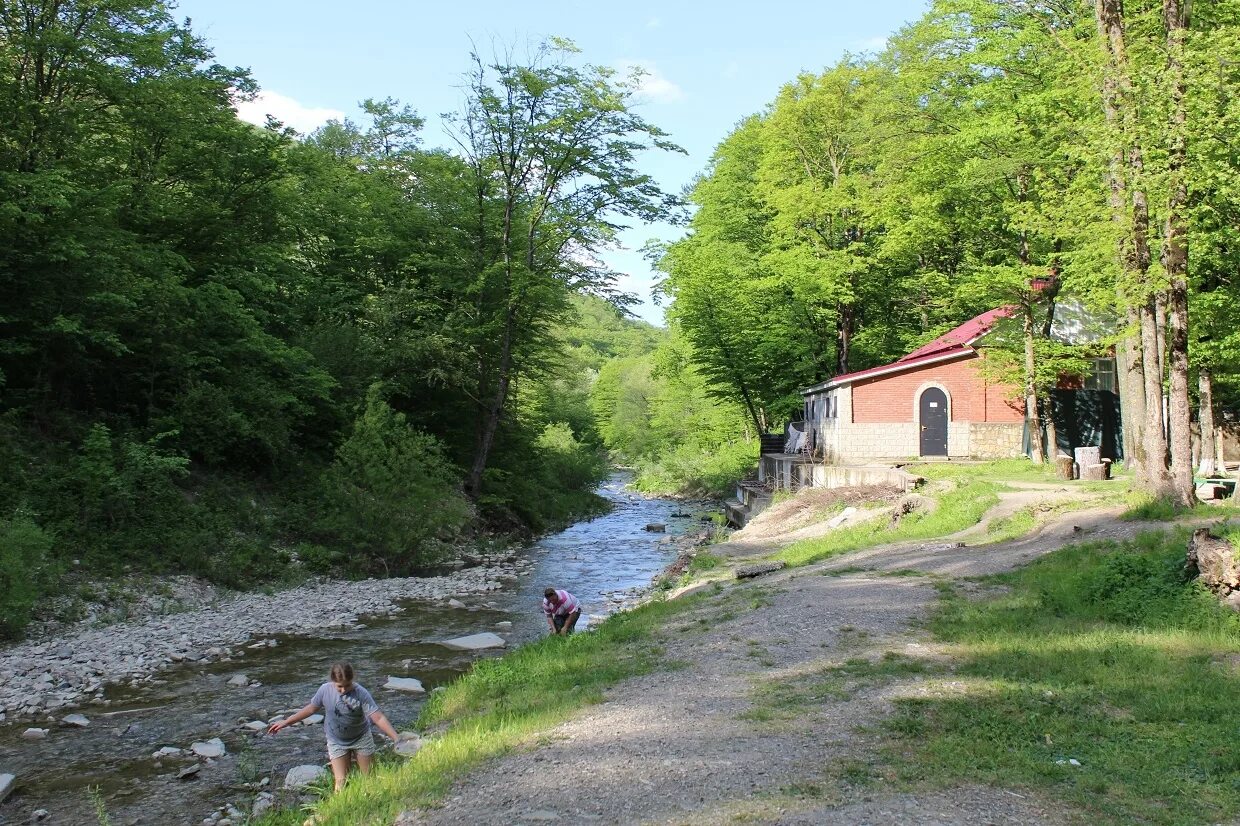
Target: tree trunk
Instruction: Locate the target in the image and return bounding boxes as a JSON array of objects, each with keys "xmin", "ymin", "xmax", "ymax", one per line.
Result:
[
  {"xmin": 1117, "ymin": 320, "xmax": 1146, "ymax": 472},
  {"xmin": 835, "ymin": 302, "xmax": 854, "ymax": 376},
  {"xmin": 1023, "ymin": 306, "xmax": 1045, "ymax": 463},
  {"xmin": 1139, "ymin": 301, "xmax": 1173, "ymax": 495},
  {"xmin": 1044, "ymin": 400, "xmax": 1060, "ymax": 460},
  {"xmin": 466, "ymin": 195, "xmax": 517, "ymax": 499},
  {"xmin": 1162, "ymin": 0, "xmax": 1194, "ymax": 506},
  {"xmin": 1199, "ymin": 369, "xmax": 1218, "ymax": 477}
]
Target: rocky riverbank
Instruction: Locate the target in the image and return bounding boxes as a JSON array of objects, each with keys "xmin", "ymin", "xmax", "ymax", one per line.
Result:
[{"xmin": 0, "ymin": 556, "xmax": 527, "ymax": 723}]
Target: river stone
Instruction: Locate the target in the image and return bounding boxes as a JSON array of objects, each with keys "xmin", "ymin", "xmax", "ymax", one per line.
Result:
[
  {"xmin": 154, "ymin": 746, "xmax": 182, "ymax": 757},
  {"xmin": 191, "ymin": 737, "xmax": 226, "ymax": 758},
  {"xmin": 62, "ymin": 713, "xmax": 90, "ymax": 727},
  {"xmin": 827, "ymin": 506, "xmax": 858, "ymax": 528},
  {"xmin": 251, "ymin": 791, "xmax": 274, "ymax": 819},
  {"xmin": 384, "ymin": 677, "xmax": 425, "ymax": 693},
  {"xmin": 21, "ymin": 728, "xmax": 48, "ymax": 740},
  {"xmin": 439, "ymin": 632, "xmax": 506, "ymax": 651},
  {"xmin": 0, "ymin": 773, "xmax": 14, "ymax": 804},
  {"xmin": 284, "ymin": 763, "xmax": 327, "ymax": 789},
  {"xmin": 494, "ymin": 621, "xmax": 513, "ymax": 629},
  {"xmin": 242, "ymin": 720, "xmax": 267, "ymax": 731},
  {"xmin": 644, "ymin": 523, "xmax": 666, "ymax": 532},
  {"xmin": 301, "ymin": 713, "xmax": 324, "ymax": 725},
  {"xmin": 447, "ymin": 598, "xmax": 466, "ymax": 609},
  {"xmin": 177, "ymin": 763, "xmax": 200, "ymax": 779},
  {"xmin": 394, "ymin": 735, "xmax": 423, "ymax": 757},
  {"xmin": 226, "ymin": 674, "xmax": 249, "ymax": 687}
]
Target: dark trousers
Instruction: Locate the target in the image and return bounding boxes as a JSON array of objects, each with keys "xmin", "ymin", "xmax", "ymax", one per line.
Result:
[{"xmin": 552, "ymin": 610, "xmax": 581, "ymax": 634}]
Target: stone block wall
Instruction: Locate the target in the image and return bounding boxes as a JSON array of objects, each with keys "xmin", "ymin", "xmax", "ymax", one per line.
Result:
[{"xmin": 967, "ymin": 423, "xmax": 1025, "ymax": 458}]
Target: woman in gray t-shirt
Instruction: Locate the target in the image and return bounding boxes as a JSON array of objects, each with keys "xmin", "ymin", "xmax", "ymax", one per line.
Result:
[{"xmin": 269, "ymin": 662, "xmax": 407, "ymax": 792}]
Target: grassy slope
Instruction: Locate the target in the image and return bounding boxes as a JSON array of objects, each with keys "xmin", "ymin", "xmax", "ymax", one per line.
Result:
[
  {"xmin": 774, "ymin": 479, "xmax": 1002, "ymax": 567},
  {"xmin": 876, "ymin": 529, "xmax": 1240, "ymax": 825}
]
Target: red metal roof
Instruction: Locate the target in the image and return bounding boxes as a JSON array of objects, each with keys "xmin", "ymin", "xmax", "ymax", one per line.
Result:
[
  {"xmin": 897, "ymin": 306, "xmax": 1015, "ymax": 362},
  {"xmin": 803, "ymin": 306, "xmax": 1014, "ymax": 394}
]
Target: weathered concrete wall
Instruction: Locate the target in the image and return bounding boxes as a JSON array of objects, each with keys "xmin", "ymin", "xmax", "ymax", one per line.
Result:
[{"xmin": 809, "ymin": 463, "xmax": 923, "ymax": 491}]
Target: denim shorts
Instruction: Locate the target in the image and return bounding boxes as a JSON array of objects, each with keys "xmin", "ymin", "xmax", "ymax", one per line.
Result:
[{"xmin": 327, "ymin": 730, "xmax": 376, "ymax": 760}]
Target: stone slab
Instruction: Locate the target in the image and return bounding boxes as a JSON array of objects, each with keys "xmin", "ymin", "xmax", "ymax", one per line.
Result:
[
  {"xmin": 384, "ymin": 677, "xmax": 426, "ymax": 693},
  {"xmin": 735, "ymin": 561, "xmax": 786, "ymax": 580},
  {"xmin": 191, "ymin": 737, "xmax": 225, "ymax": 758},
  {"xmin": 439, "ymin": 632, "xmax": 506, "ymax": 651}
]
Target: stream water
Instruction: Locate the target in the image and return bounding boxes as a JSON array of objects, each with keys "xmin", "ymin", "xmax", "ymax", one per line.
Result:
[{"xmin": 0, "ymin": 472, "xmax": 712, "ymax": 826}]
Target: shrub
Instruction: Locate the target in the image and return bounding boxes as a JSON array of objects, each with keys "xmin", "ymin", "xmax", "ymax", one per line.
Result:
[
  {"xmin": 318, "ymin": 390, "xmax": 471, "ymax": 573},
  {"xmin": 535, "ymin": 422, "xmax": 609, "ymax": 493},
  {"xmin": 0, "ymin": 511, "xmax": 54, "ymax": 637}
]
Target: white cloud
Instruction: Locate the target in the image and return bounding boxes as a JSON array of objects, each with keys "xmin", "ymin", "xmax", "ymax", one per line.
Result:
[
  {"xmin": 617, "ymin": 60, "xmax": 685, "ymax": 104},
  {"xmin": 234, "ymin": 90, "xmax": 345, "ymax": 135},
  {"xmin": 646, "ymin": 16, "xmax": 662, "ymax": 28}
]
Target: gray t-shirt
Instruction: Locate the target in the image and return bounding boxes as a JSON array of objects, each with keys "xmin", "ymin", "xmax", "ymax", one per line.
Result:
[{"xmin": 310, "ymin": 682, "xmax": 379, "ymax": 745}]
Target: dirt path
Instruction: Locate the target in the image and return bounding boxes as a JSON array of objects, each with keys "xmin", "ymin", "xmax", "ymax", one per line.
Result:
[{"xmin": 403, "ymin": 493, "xmax": 1190, "ymax": 825}]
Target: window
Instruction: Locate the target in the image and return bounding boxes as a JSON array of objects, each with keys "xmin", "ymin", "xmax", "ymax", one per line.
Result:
[{"xmin": 1084, "ymin": 358, "xmax": 1116, "ymax": 393}]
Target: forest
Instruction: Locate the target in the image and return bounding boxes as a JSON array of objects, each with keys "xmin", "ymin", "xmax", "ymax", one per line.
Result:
[
  {"xmin": 641, "ymin": 0, "xmax": 1240, "ymax": 505},
  {"xmin": 0, "ymin": 1, "xmax": 689, "ymax": 636},
  {"xmin": 4, "ymin": 0, "xmax": 1240, "ymax": 638}
]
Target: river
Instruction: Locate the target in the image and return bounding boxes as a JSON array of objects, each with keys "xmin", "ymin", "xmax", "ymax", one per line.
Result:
[{"xmin": 0, "ymin": 472, "xmax": 712, "ymax": 825}]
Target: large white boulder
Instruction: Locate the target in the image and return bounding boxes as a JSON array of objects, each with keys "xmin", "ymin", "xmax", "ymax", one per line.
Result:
[
  {"xmin": 0, "ymin": 773, "xmax": 14, "ymax": 804},
  {"xmin": 438, "ymin": 632, "xmax": 506, "ymax": 651},
  {"xmin": 226, "ymin": 674, "xmax": 249, "ymax": 687},
  {"xmin": 191, "ymin": 737, "xmax": 226, "ymax": 758},
  {"xmin": 383, "ymin": 677, "xmax": 425, "ymax": 693},
  {"xmin": 284, "ymin": 763, "xmax": 327, "ymax": 789},
  {"xmin": 62, "ymin": 713, "xmax": 90, "ymax": 727}
]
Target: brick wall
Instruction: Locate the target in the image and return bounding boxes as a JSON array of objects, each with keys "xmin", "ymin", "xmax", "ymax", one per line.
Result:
[{"xmin": 851, "ymin": 353, "xmax": 1024, "ymax": 425}]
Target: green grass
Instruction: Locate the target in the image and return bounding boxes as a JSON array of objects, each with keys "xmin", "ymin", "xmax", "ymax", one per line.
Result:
[
  {"xmin": 255, "ymin": 594, "xmax": 701, "ymax": 825},
  {"xmin": 742, "ymin": 652, "xmax": 937, "ymax": 724},
  {"xmin": 985, "ymin": 509, "xmax": 1037, "ymax": 543},
  {"xmin": 876, "ymin": 528, "xmax": 1240, "ymax": 825},
  {"xmin": 775, "ymin": 480, "xmax": 1001, "ymax": 567}
]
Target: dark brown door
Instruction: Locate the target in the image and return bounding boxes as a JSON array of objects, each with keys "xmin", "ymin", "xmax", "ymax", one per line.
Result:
[{"xmin": 919, "ymin": 388, "xmax": 948, "ymax": 456}]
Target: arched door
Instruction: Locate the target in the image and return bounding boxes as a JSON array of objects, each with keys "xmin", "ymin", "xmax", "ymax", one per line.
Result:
[{"xmin": 919, "ymin": 387, "xmax": 948, "ymax": 457}]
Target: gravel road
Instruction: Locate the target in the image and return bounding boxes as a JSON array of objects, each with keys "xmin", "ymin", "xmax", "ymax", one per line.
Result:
[{"xmin": 401, "ymin": 500, "xmax": 1169, "ymax": 825}]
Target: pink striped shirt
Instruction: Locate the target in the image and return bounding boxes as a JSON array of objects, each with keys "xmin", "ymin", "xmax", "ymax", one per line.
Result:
[{"xmin": 542, "ymin": 589, "xmax": 580, "ymax": 617}]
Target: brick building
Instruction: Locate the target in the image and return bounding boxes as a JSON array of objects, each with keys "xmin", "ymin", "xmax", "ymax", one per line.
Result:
[{"xmin": 802, "ymin": 308, "xmax": 1027, "ymax": 462}]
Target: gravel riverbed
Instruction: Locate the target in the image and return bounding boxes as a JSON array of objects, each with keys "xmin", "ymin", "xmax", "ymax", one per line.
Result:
[{"xmin": 0, "ymin": 559, "xmax": 525, "ymax": 724}]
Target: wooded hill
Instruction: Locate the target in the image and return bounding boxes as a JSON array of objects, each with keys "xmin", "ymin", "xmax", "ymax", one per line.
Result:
[{"xmin": 0, "ymin": 3, "xmax": 678, "ymax": 636}]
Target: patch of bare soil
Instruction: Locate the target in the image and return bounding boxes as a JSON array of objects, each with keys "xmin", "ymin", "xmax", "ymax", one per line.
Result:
[{"xmin": 734, "ymin": 485, "xmax": 904, "ymax": 542}]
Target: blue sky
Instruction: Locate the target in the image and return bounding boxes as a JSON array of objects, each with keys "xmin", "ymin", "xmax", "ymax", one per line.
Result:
[{"xmin": 175, "ymin": 0, "xmax": 929, "ymax": 324}]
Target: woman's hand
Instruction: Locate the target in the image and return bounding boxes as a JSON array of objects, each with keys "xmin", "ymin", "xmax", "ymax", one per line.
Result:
[{"xmin": 267, "ymin": 720, "xmax": 286, "ymax": 734}]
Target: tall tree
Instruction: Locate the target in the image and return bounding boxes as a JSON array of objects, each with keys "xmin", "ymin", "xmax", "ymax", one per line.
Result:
[{"xmin": 448, "ymin": 39, "xmax": 682, "ymax": 497}]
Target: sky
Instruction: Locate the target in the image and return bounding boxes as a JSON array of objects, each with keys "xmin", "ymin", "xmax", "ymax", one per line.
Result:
[{"xmin": 174, "ymin": 0, "xmax": 930, "ymax": 325}]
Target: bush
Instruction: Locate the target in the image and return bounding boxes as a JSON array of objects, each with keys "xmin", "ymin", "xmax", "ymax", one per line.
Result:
[
  {"xmin": 633, "ymin": 439, "xmax": 756, "ymax": 497},
  {"xmin": 1035, "ymin": 530, "xmax": 1236, "ymax": 631},
  {"xmin": 318, "ymin": 390, "xmax": 471, "ymax": 573},
  {"xmin": 0, "ymin": 511, "xmax": 54, "ymax": 637},
  {"xmin": 535, "ymin": 422, "xmax": 609, "ymax": 492}
]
